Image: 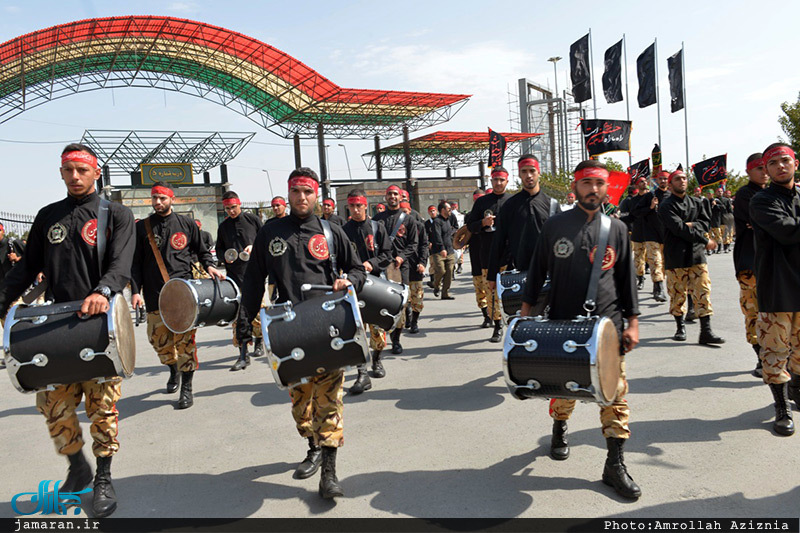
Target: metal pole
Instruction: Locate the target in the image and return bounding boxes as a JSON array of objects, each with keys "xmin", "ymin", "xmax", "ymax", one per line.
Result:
[
  {"xmin": 654, "ymin": 38, "xmax": 662, "ymax": 151},
  {"xmin": 338, "ymin": 144, "xmax": 353, "ymax": 180},
  {"xmin": 316, "ymin": 123, "xmax": 329, "ymax": 200},
  {"xmin": 589, "ymin": 28, "xmax": 597, "ymax": 119},
  {"xmin": 293, "ymin": 134, "xmax": 302, "ymax": 168},
  {"xmin": 261, "ymin": 169, "xmax": 275, "ymax": 199},
  {"xmin": 682, "ymin": 41, "xmax": 689, "ymax": 172},
  {"xmin": 374, "ymin": 135, "xmax": 383, "ymax": 181},
  {"xmin": 402, "ymin": 126, "xmax": 413, "ymax": 209},
  {"xmin": 623, "ymin": 34, "xmax": 633, "ymax": 168},
  {"xmin": 518, "ymin": 78, "xmax": 531, "ymax": 154},
  {"xmin": 478, "ymin": 160, "xmax": 486, "ymax": 190}
]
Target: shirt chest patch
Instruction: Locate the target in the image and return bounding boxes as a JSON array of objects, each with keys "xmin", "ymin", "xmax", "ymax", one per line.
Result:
[
  {"xmin": 554, "ymin": 238, "xmax": 574, "ymax": 259},
  {"xmin": 81, "ymin": 219, "xmax": 98, "ymax": 247},
  {"xmin": 589, "ymin": 245, "xmax": 617, "ymax": 271},
  {"xmin": 170, "ymin": 232, "xmax": 188, "ymax": 251},
  {"xmin": 308, "ymin": 234, "xmax": 330, "ymax": 260},
  {"xmin": 396, "ymin": 224, "xmax": 406, "ymax": 238},
  {"xmin": 269, "ymin": 236, "xmax": 288, "ymax": 256},
  {"xmin": 365, "ymin": 234, "xmax": 375, "ymax": 251},
  {"xmin": 47, "ymin": 223, "xmax": 67, "ymax": 244}
]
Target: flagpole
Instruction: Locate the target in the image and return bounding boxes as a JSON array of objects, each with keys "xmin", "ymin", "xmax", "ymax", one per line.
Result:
[
  {"xmin": 623, "ymin": 34, "xmax": 632, "ymax": 168},
  {"xmin": 682, "ymin": 41, "xmax": 689, "ymax": 172},
  {"xmin": 654, "ymin": 38, "xmax": 662, "ymax": 152},
  {"xmin": 589, "ymin": 28, "xmax": 597, "ymax": 119}
]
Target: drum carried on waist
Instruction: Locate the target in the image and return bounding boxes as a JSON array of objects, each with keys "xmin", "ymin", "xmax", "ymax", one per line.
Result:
[
  {"xmin": 502, "ymin": 315, "xmax": 621, "ymax": 406},
  {"xmin": 3, "ymin": 295, "xmax": 136, "ymax": 393},
  {"xmin": 496, "ymin": 270, "xmax": 550, "ymax": 320},
  {"xmin": 159, "ymin": 278, "xmax": 240, "ymax": 334},
  {"xmin": 357, "ymin": 275, "xmax": 408, "ymax": 332},
  {"xmin": 260, "ymin": 286, "xmax": 369, "ymax": 389}
]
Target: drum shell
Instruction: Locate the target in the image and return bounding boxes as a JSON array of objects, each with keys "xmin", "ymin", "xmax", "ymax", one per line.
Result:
[
  {"xmin": 356, "ymin": 275, "xmax": 408, "ymax": 331},
  {"xmin": 502, "ymin": 315, "xmax": 620, "ymax": 405},
  {"xmin": 158, "ymin": 278, "xmax": 241, "ymax": 334},
  {"xmin": 3, "ymin": 295, "xmax": 135, "ymax": 393},
  {"xmin": 261, "ymin": 287, "xmax": 369, "ymax": 389},
  {"xmin": 496, "ymin": 270, "xmax": 550, "ymax": 320}
]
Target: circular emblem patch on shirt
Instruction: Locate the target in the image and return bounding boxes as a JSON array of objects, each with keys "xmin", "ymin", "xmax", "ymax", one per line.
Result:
[
  {"xmin": 81, "ymin": 219, "xmax": 98, "ymax": 247},
  {"xmin": 47, "ymin": 223, "xmax": 67, "ymax": 244},
  {"xmin": 153, "ymin": 233, "xmax": 163, "ymax": 248},
  {"xmin": 589, "ymin": 245, "xmax": 617, "ymax": 271},
  {"xmin": 269, "ymin": 237, "xmax": 288, "ymax": 257},
  {"xmin": 365, "ymin": 234, "xmax": 375, "ymax": 251},
  {"xmin": 553, "ymin": 238, "xmax": 574, "ymax": 259},
  {"xmin": 170, "ymin": 232, "xmax": 188, "ymax": 251},
  {"xmin": 396, "ymin": 224, "xmax": 406, "ymax": 238},
  {"xmin": 308, "ymin": 234, "xmax": 330, "ymax": 260}
]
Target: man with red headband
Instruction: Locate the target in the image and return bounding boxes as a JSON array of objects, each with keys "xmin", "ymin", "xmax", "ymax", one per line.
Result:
[
  {"xmin": 342, "ymin": 189, "xmax": 393, "ymax": 394},
  {"xmin": 749, "ymin": 142, "xmax": 800, "ymax": 435},
  {"xmin": 734, "ymin": 153, "xmax": 769, "ymax": 377},
  {"xmin": 561, "ymin": 192, "xmax": 576, "ymax": 211},
  {"xmin": 0, "ymin": 143, "xmax": 135, "ymax": 517},
  {"xmin": 216, "ymin": 191, "xmax": 264, "ymax": 371},
  {"xmin": 488, "ymin": 155, "xmax": 560, "ymax": 329},
  {"xmin": 322, "ymin": 198, "xmax": 345, "ymax": 226},
  {"xmin": 375, "ymin": 203, "xmax": 386, "ymax": 214},
  {"xmin": 520, "ymin": 159, "xmax": 641, "ymax": 500},
  {"xmin": 658, "ymin": 169, "xmax": 724, "ymax": 345},
  {"xmin": 630, "ymin": 172, "xmax": 668, "ymax": 302},
  {"xmin": 237, "ymin": 167, "xmax": 366, "ymax": 499},
  {"xmin": 373, "ymin": 184, "xmax": 418, "ymax": 354},
  {"xmin": 131, "ymin": 181, "xmax": 223, "ymax": 410},
  {"xmin": 466, "ymin": 167, "xmax": 511, "ymax": 340},
  {"xmin": 270, "ymin": 196, "xmax": 288, "ymax": 219}
]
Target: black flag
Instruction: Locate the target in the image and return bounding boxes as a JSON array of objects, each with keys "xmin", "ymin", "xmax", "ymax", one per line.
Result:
[
  {"xmin": 636, "ymin": 43, "xmax": 656, "ymax": 108},
  {"xmin": 667, "ymin": 49, "xmax": 684, "ymax": 113},
  {"xmin": 652, "ymin": 143, "xmax": 662, "ymax": 170},
  {"xmin": 570, "ymin": 34, "xmax": 592, "ymax": 103},
  {"xmin": 602, "ymin": 39, "xmax": 623, "ymax": 104},
  {"xmin": 692, "ymin": 154, "xmax": 727, "ymax": 187},
  {"xmin": 627, "ymin": 159, "xmax": 650, "ymax": 184},
  {"xmin": 581, "ymin": 119, "xmax": 632, "ymax": 156},
  {"xmin": 487, "ymin": 128, "xmax": 506, "ymax": 168}
]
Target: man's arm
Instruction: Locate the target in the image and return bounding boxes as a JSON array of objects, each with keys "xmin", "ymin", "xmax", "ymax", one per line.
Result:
[
  {"xmin": 430, "ymin": 219, "xmax": 444, "ymax": 254},
  {"xmin": 750, "ymin": 194, "xmax": 800, "ymax": 246},
  {"xmin": 368, "ymin": 223, "xmax": 394, "ymax": 272},
  {"xmin": 333, "ymin": 224, "xmax": 366, "ymax": 292},
  {"xmin": 97, "ymin": 205, "xmax": 135, "ymax": 294},
  {"xmin": 237, "ymin": 227, "xmax": 270, "ymax": 342},
  {"xmin": 658, "ymin": 199, "xmax": 707, "ymax": 244},
  {"xmin": 520, "ymin": 225, "xmax": 550, "ymax": 316}
]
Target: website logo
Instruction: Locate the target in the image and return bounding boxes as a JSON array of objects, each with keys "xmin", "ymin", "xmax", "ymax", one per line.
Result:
[{"xmin": 11, "ymin": 480, "xmax": 92, "ymax": 516}]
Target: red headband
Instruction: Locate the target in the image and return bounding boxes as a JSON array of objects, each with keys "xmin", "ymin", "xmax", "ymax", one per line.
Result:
[
  {"xmin": 746, "ymin": 158, "xmax": 764, "ymax": 172},
  {"xmin": 657, "ymin": 171, "xmax": 670, "ymax": 178},
  {"xmin": 61, "ymin": 150, "xmax": 98, "ymax": 169},
  {"xmin": 518, "ymin": 158, "xmax": 540, "ymax": 172},
  {"xmin": 669, "ymin": 170, "xmax": 687, "ymax": 181},
  {"xmin": 762, "ymin": 146, "xmax": 796, "ymax": 164},
  {"xmin": 694, "ymin": 187, "xmax": 702, "ymax": 194},
  {"xmin": 222, "ymin": 198, "xmax": 241, "ymax": 207},
  {"xmin": 271, "ymin": 198, "xmax": 286, "ymax": 207},
  {"xmin": 288, "ymin": 176, "xmax": 319, "ymax": 194},
  {"xmin": 151, "ymin": 185, "xmax": 175, "ymax": 198},
  {"xmin": 574, "ymin": 168, "xmax": 610, "ymax": 181},
  {"xmin": 399, "ymin": 201, "xmax": 411, "ymax": 209},
  {"xmin": 323, "ymin": 199, "xmax": 335, "ymax": 207},
  {"xmin": 347, "ymin": 196, "xmax": 367, "ymax": 206},
  {"xmin": 386, "ymin": 185, "xmax": 401, "ymax": 194},
  {"xmin": 491, "ymin": 170, "xmax": 509, "ymax": 179}
]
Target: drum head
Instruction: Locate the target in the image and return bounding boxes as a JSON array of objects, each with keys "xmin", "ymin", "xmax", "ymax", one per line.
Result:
[
  {"xmin": 111, "ymin": 294, "xmax": 136, "ymax": 377},
  {"xmin": 596, "ymin": 319, "xmax": 621, "ymax": 403},
  {"xmin": 453, "ymin": 226, "xmax": 471, "ymax": 250},
  {"xmin": 159, "ymin": 279, "xmax": 197, "ymax": 334}
]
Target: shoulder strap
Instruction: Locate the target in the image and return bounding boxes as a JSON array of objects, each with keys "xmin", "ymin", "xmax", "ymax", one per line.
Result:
[
  {"xmin": 97, "ymin": 197, "xmax": 110, "ymax": 274},
  {"xmin": 389, "ymin": 212, "xmax": 407, "ymax": 241},
  {"xmin": 584, "ymin": 213, "xmax": 611, "ymax": 315},
  {"xmin": 320, "ymin": 218, "xmax": 339, "ymax": 278},
  {"xmin": 370, "ymin": 220, "xmax": 378, "ymax": 238},
  {"xmin": 549, "ymin": 197, "xmax": 558, "ymax": 217},
  {"xmin": 144, "ymin": 217, "xmax": 170, "ymax": 284}
]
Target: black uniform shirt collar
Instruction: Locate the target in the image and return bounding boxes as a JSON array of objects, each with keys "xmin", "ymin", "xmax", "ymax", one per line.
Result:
[
  {"xmin": 769, "ymin": 182, "xmax": 796, "ymax": 198},
  {"xmin": 67, "ymin": 192, "xmax": 99, "ymax": 206},
  {"xmin": 289, "ymin": 212, "xmax": 318, "ymax": 227}
]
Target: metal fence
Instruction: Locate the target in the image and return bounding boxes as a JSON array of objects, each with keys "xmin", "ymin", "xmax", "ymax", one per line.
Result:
[{"xmin": 0, "ymin": 211, "xmax": 34, "ymax": 238}]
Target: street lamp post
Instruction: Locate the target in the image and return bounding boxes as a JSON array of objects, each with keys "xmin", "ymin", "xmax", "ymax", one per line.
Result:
[
  {"xmin": 338, "ymin": 143, "xmax": 353, "ymax": 181},
  {"xmin": 261, "ymin": 169, "xmax": 275, "ymax": 200},
  {"xmin": 548, "ymin": 56, "xmax": 564, "ymax": 174}
]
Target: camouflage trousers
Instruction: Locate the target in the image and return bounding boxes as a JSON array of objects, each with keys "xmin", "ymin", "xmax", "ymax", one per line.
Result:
[
  {"xmin": 710, "ymin": 226, "xmax": 724, "ymax": 244},
  {"xmin": 232, "ymin": 317, "xmax": 263, "ymax": 348},
  {"xmin": 473, "ymin": 275, "xmax": 488, "ymax": 310},
  {"xmin": 633, "ymin": 241, "xmax": 665, "ymax": 281},
  {"xmin": 191, "ymin": 262, "xmax": 211, "ymax": 279},
  {"xmin": 290, "ymin": 369, "xmax": 345, "ymax": 448},
  {"xmin": 737, "ymin": 270, "xmax": 759, "ymax": 345},
  {"xmin": 36, "ymin": 379, "xmax": 122, "ymax": 457},
  {"xmin": 549, "ymin": 357, "xmax": 630, "ymax": 439},
  {"xmin": 147, "ymin": 311, "xmax": 198, "ymax": 372},
  {"xmin": 756, "ymin": 312, "xmax": 800, "ymax": 385},
  {"xmin": 480, "ymin": 268, "xmax": 503, "ymax": 321},
  {"xmin": 370, "ymin": 325, "xmax": 387, "ymax": 352},
  {"xmin": 666, "ymin": 264, "xmax": 713, "ymax": 318},
  {"xmin": 409, "ymin": 280, "xmax": 424, "ymax": 313},
  {"xmin": 723, "ymin": 225, "xmax": 735, "ymax": 245}
]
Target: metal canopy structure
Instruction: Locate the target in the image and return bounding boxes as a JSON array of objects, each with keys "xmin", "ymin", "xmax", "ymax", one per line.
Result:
[
  {"xmin": 362, "ymin": 131, "xmax": 542, "ymax": 171},
  {"xmin": 80, "ymin": 130, "xmax": 255, "ymax": 178},
  {"xmin": 0, "ymin": 16, "xmax": 470, "ymax": 139}
]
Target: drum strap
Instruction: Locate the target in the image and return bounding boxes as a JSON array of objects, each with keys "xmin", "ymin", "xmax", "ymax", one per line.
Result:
[
  {"xmin": 389, "ymin": 212, "xmax": 407, "ymax": 242},
  {"xmin": 97, "ymin": 198, "xmax": 110, "ymax": 274},
  {"xmin": 584, "ymin": 213, "xmax": 611, "ymax": 314},
  {"xmin": 549, "ymin": 198, "xmax": 558, "ymax": 217},
  {"xmin": 320, "ymin": 218, "xmax": 339, "ymax": 278},
  {"xmin": 144, "ymin": 217, "xmax": 170, "ymax": 284}
]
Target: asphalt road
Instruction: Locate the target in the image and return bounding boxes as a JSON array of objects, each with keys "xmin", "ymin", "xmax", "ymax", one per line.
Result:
[{"xmin": 1, "ymin": 251, "xmax": 798, "ymax": 521}]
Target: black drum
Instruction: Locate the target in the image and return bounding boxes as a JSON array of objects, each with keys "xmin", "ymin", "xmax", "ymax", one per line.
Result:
[
  {"xmin": 159, "ymin": 278, "xmax": 241, "ymax": 334},
  {"xmin": 357, "ymin": 275, "xmax": 408, "ymax": 332},
  {"xmin": 496, "ymin": 270, "xmax": 551, "ymax": 320},
  {"xmin": 502, "ymin": 315, "xmax": 621, "ymax": 405},
  {"xmin": 3, "ymin": 295, "xmax": 136, "ymax": 393},
  {"xmin": 260, "ymin": 286, "xmax": 369, "ymax": 389}
]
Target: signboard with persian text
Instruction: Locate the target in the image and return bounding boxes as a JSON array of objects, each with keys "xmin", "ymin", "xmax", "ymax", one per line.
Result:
[{"xmin": 140, "ymin": 163, "xmax": 194, "ymax": 185}]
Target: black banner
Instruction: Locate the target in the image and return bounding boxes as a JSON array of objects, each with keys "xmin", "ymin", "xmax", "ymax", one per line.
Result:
[
  {"xmin": 487, "ymin": 128, "xmax": 506, "ymax": 168},
  {"xmin": 581, "ymin": 119, "xmax": 632, "ymax": 156},
  {"xmin": 602, "ymin": 39, "xmax": 623, "ymax": 104},
  {"xmin": 569, "ymin": 34, "xmax": 592, "ymax": 103},
  {"xmin": 693, "ymin": 154, "xmax": 727, "ymax": 186},
  {"xmin": 667, "ymin": 49, "xmax": 684, "ymax": 112},
  {"xmin": 652, "ymin": 143, "xmax": 662, "ymax": 169},
  {"xmin": 636, "ymin": 43, "xmax": 657, "ymax": 108},
  {"xmin": 628, "ymin": 158, "xmax": 650, "ymax": 184}
]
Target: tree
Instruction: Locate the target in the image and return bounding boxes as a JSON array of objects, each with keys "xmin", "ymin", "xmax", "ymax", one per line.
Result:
[{"xmin": 779, "ymin": 92, "xmax": 800, "ymax": 153}]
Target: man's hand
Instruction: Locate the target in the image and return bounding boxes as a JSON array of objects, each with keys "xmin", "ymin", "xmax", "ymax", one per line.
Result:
[
  {"xmin": 363, "ymin": 261, "xmax": 373, "ymax": 273},
  {"xmin": 440, "ymin": 250, "xmax": 447, "ymax": 258},
  {"xmin": 705, "ymin": 239, "xmax": 718, "ymax": 251},
  {"xmin": 416, "ymin": 264, "xmax": 425, "ymax": 274},
  {"xmin": 131, "ymin": 293, "xmax": 144, "ymax": 309},
  {"xmin": 7, "ymin": 252, "xmax": 20, "ymax": 263},
  {"xmin": 80, "ymin": 293, "xmax": 110, "ymax": 317},
  {"xmin": 207, "ymin": 266, "xmax": 226, "ymax": 280},
  {"xmin": 488, "ymin": 281, "xmax": 496, "ymax": 291},
  {"xmin": 685, "ymin": 222, "xmax": 693, "ymax": 228},
  {"xmin": 622, "ymin": 316, "xmax": 639, "ymax": 353},
  {"xmin": 332, "ymin": 278, "xmax": 352, "ymax": 292},
  {"xmin": 482, "ymin": 215, "xmax": 495, "ymax": 228},
  {"xmin": 394, "ymin": 256, "xmax": 404, "ymax": 268},
  {"xmin": 650, "ymin": 197, "xmax": 658, "ymax": 209}
]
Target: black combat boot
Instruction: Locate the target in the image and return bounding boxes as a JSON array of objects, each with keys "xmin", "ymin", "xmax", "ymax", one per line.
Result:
[
  {"xmin": 318, "ymin": 447, "xmax": 344, "ymax": 499},
  {"xmin": 698, "ymin": 315, "xmax": 725, "ymax": 345},
  {"xmin": 636, "ymin": 276, "xmax": 645, "ymax": 290},
  {"xmin": 685, "ymin": 296, "xmax": 696, "ymax": 323},
  {"xmin": 371, "ymin": 350, "xmax": 386, "ymax": 378},
  {"xmin": 61, "ymin": 450, "xmax": 92, "ymax": 494},
  {"xmin": 294, "ymin": 437, "xmax": 322, "ymax": 479},
  {"xmin": 652, "ymin": 281, "xmax": 667, "ymax": 302},
  {"xmin": 166, "ymin": 363, "xmax": 179, "ymax": 393},
  {"xmin": 349, "ymin": 366, "xmax": 372, "ymax": 395},
  {"xmin": 550, "ymin": 420, "xmax": 570, "ymax": 460},
  {"xmin": 673, "ymin": 315, "xmax": 686, "ymax": 341},
  {"xmin": 409, "ymin": 311, "xmax": 420, "ymax": 334},
  {"xmin": 788, "ymin": 373, "xmax": 800, "ymax": 409},
  {"xmin": 177, "ymin": 371, "xmax": 194, "ymax": 409},
  {"xmin": 253, "ymin": 338, "xmax": 266, "ymax": 357},
  {"xmin": 602, "ymin": 438, "xmax": 642, "ymax": 499},
  {"xmin": 230, "ymin": 347, "xmax": 250, "ymax": 371},
  {"xmin": 404, "ymin": 306, "xmax": 412, "ymax": 330},
  {"xmin": 768, "ymin": 383, "xmax": 795, "ymax": 436},
  {"xmin": 752, "ymin": 344, "xmax": 763, "ymax": 378},
  {"xmin": 480, "ymin": 307, "xmax": 492, "ymax": 328},
  {"xmin": 390, "ymin": 329, "xmax": 403, "ymax": 355},
  {"xmin": 490, "ymin": 320, "xmax": 503, "ymax": 343},
  {"xmin": 92, "ymin": 456, "xmax": 117, "ymax": 518}
]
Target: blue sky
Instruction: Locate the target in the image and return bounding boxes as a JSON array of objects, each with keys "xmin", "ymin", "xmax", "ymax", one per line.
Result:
[{"xmin": 1, "ymin": 0, "xmax": 798, "ymax": 213}]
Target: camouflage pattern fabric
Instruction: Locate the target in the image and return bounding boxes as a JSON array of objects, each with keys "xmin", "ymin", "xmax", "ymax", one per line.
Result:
[
  {"xmin": 369, "ymin": 325, "xmax": 387, "ymax": 352},
  {"xmin": 633, "ymin": 241, "xmax": 647, "ymax": 277},
  {"xmin": 645, "ymin": 241, "xmax": 665, "ymax": 282},
  {"xmin": 666, "ymin": 264, "xmax": 713, "ymax": 318},
  {"xmin": 147, "ymin": 311, "xmax": 198, "ymax": 372},
  {"xmin": 289, "ymin": 369, "xmax": 345, "ymax": 448},
  {"xmin": 756, "ymin": 312, "xmax": 800, "ymax": 385},
  {"xmin": 480, "ymin": 268, "xmax": 503, "ymax": 321},
  {"xmin": 737, "ymin": 270, "xmax": 759, "ymax": 345},
  {"xmin": 409, "ymin": 280, "xmax": 424, "ymax": 313},
  {"xmin": 473, "ymin": 275, "xmax": 488, "ymax": 310}
]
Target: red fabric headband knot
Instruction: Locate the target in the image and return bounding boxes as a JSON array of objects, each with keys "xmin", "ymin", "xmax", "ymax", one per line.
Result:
[
  {"xmin": 271, "ymin": 198, "xmax": 286, "ymax": 207},
  {"xmin": 61, "ymin": 151, "xmax": 98, "ymax": 168}
]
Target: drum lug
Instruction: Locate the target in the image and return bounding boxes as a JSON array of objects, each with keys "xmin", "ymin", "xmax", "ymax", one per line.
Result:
[
  {"xmin": 79, "ymin": 348, "xmax": 109, "ymax": 362},
  {"xmin": 189, "ymin": 280, "xmax": 203, "ymax": 285},
  {"xmin": 223, "ymin": 297, "xmax": 239, "ymax": 304},
  {"xmin": 217, "ymin": 320, "xmax": 230, "ymax": 326},
  {"xmin": 511, "ymin": 339, "xmax": 538, "ymax": 352},
  {"xmin": 272, "ymin": 348, "xmax": 306, "ymax": 369},
  {"xmin": 565, "ymin": 381, "xmax": 594, "ymax": 395},
  {"xmin": 199, "ymin": 298, "xmax": 212, "ymax": 307},
  {"xmin": 197, "ymin": 322, "xmax": 206, "ymax": 328},
  {"xmin": 515, "ymin": 380, "xmax": 541, "ymax": 391},
  {"xmin": 563, "ymin": 340, "xmax": 591, "ymax": 353},
  {"xmin": 379, "ymin": 309, "xmax": 395, "ymax": 318},
  {"xmin": 321, "ymin": 295, "xmax": 348, "ymax": 311},
  {"xmin": 330, "ymin": 337, "xmax": 359, "ymax": 351},
  {"xmin": 510, "ymin": 283, "xmax": 521, "ymax": 292},
  {"xmin": 387, "ymin": 287, "xmax": 405, "ymax": 296},
  {"xmin": 10, "ymin": 353, "xmax": 49, "ymax": 368},
  {"xmin": 16, "ymin": 315, "xmax": 48, "ymax": 325},
  {"xmin": 358, "ymin": 300, "xmax": 365, "ymax": 308}
]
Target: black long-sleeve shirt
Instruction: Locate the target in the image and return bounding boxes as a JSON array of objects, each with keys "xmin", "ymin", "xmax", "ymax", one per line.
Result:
[
  {"xmin": 733, "ymin": 182, "xmax": 763, "ymax": 274},
  {"xmin": 238, "ymin": 213, "xmax": 366, "ymax": 327},
  {"xmin": 342, "ymin": 217, "xmax": 393, "ymax": 276},
  {"xmin": 430, "ymin": 215, "xmax": 454, "ymax": 255},
  {"xmin": 465, "ymin": 191, "xmax": 510, "ymax": 269},
  {"xmin": 487, "ymin": 189, "xmax": 559, "ymax": 280},
  {"xmin": 215, "ymin": 211, "xmax": 263, "ymax": 285},
  {"xmin": 631, "ymin": 189, "xmax": 668, "ymax": 243},
  {"xmin": 408, "ymin": 215, "xmax": 430, "ymax": 282},
  {"xmin": 749, "ymin": 183, "xmax": 800, "ymax": 313},
  {"xmin": 131, "ymin": 211, "xmax": 214, "ymax": 311},
  {"xmin": 658, "ymin": 193, "xmax": 710, "ymax": 270},
  {"xmin": 0, "ymin": 236, "xmax": 25, "ymax": 280},
  {"xmin": 323, "ymin": 213, "xmax": 346, "ymax": 226},
  {"xmin": 372, "ymin": 208, "xmax": 418, "ymax": 265},
  {"xmin": 710, "ymin": 196, "xmax": 727, "ymax": 227},
  {"xmin": 0, "ymin": 193, "xmax": 135, "ymax": 316},
  {"xmin": 629, "ymin": 193, "xmax": 649, "ymax": 242},
  {"xmin": 522, "ymin": 208, "xmax": 638, "ymax": 332}
]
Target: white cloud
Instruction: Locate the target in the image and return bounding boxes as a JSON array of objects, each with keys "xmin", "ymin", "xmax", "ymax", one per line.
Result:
[{"xmin": 167, "ymin": 2, "xmax": 199, "ymax": 13}]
